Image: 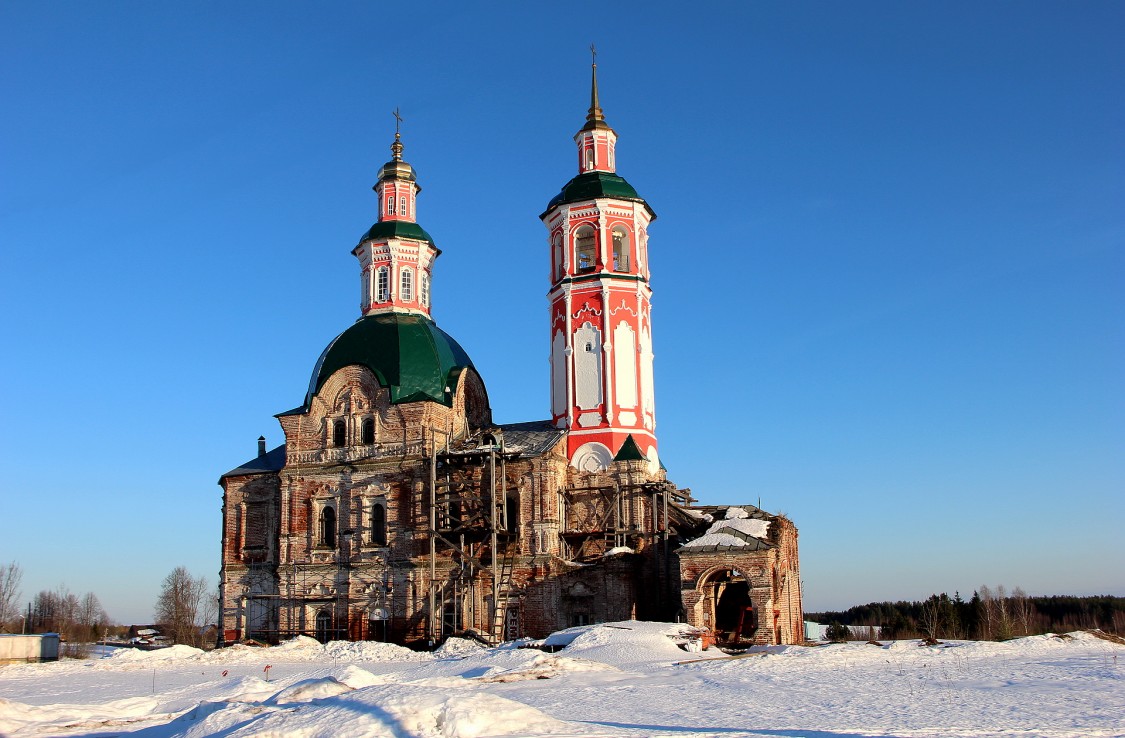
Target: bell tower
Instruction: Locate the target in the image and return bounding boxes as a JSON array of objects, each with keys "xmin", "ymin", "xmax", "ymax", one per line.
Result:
[{"xmin": 541, "ymin": 51, "xmax": 659, "ymax": 473}]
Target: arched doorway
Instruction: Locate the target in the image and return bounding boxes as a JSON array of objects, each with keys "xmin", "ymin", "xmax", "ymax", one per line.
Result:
[
  {"xmin": 315, "ymin": 610, "xmax": 332, "ymax": 643},
  {"xmin": 699, "ymin": 568, "xmax": 756, "ymax": 644}
]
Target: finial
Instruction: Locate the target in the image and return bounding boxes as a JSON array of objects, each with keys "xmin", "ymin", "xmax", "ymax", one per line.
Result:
[
  {"xmin": 587, "ymin": 44, "xmax": 605, "ymax": 125},
  {"xmin": 391, "ymin": 107, "xmax": 404, "ymax": 161}
]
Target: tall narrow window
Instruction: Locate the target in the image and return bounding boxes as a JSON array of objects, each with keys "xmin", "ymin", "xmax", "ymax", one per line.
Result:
[
  {"xmin": 575, "ymin": 225, "xmax": 595, "ymax": 273},
  {"xmin": 377, "ymin": 267, "xmax": 389, "ymax": 302},
  {"xmin": 388, "ymin": 196, "xmax": 396, "ymax": 216},
  {"xmin": 315, "ymin": 610, "xmax": 332, "ymax": 643},
  {"xmin": 371, "ymin": 504, "xmax": 387, "ymax": 546},
  {"xmin": 361, "ymin": 418, "xmax": 375, "ymax": 445},
  {"xmin": 332, "ymin": 420, "xmax": 346, "ymax": 448},
  {"xmin": 420, "ymin": 272, "xmax": 430, "ymax": 308},
  {"xmin": 553, "ymin": 235, "xmax": 564, "ymax": 279},
  {"xmin": 320, "ymin": 506, "xmax": 337, "ymax": 548},
  {"xmin": 399, "ymin": 197, "xmax": 407, "ymax": 217},
  {"xmin": 612, "ymin": 227, "xmax": 630, "ymax": 271},
  {"xmin": 400, "ymin": 268, "xmax": 414, "ymax": 301},
  {"xmin": 585, "ymin": 147, "xmax": 594, "ymax": 170}
]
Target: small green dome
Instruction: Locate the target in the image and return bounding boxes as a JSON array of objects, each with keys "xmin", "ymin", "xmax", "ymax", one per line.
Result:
[
  {"xmin": 356, "ymin": 220, "xmax": 437, "ymax": 249},
  {"xmin": 542, "ymin": 171, "xmax": 657, "ymax": 220},
  {"xmin": 300, "ymin": 313, "xmax": 477, "ymax": 410}
]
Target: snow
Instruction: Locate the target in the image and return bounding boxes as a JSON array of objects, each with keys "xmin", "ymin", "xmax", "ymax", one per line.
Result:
[
  {"xmin": 1, "ymin": 627, "xmax": 1122, "ymax": 738},
  {"xmin": 681, "ymin": 506, "xmax": 771, "ymax": 549}
]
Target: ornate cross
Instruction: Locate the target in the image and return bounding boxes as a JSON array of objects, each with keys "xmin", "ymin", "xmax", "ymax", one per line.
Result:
[{"xmin": 393, "ymin": 107, "xmax": 403, "ymax": 135}]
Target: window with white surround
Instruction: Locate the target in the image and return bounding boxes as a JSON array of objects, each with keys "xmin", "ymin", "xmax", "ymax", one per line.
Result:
[
  {"xmin": 399, "ymin": 197, "xmax": 407, "ymax": 217},
  {"xmin": 377, "ymin": 267, "xmax": 389, "ymax": 302},
  {"xmin": 554, "ymin": 235, "xmax": 564, "ymax": 279},
  {"xmin": 612, "ymin": 227, "xmax": 630, "ymax": 271},
  {"xmin": 401, "ymin": 268, "xmax": 414, "ymax": 302},
  {"xmin": 420, "ymin": 272, "xmax": 430, "ymax": 307},
  {"xmin": 575, "ymin": 225, "xmax": 595, "ymax": 273},
  {"xmin": 388, "ymin": 196, "xmax": 396, "ymax": 216}
]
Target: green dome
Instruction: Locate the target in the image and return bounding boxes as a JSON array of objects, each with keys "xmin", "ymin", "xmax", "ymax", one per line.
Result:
[
  {"xmin": 542, "ymin": 171, "xmax": 657, "ymax": 219},
  {"xmin": 356, "ymin": 220, "xmax": 437, "ymax": 249},
  {"xmin": 298, "ymin": 313, "xmax": 477, "ymax": 410}
]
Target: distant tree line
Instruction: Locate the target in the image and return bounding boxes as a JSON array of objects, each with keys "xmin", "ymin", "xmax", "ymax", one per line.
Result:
[{"xmin": 808, "ymin": 586, "xmax": 1125, "ymax": 641}]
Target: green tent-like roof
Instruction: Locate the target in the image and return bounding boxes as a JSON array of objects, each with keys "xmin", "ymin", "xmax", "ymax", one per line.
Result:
[
  {"xmin": 285, "ymin": 313, "xmax": 477, "ymax": 414},
  {"xmin": 541, "ymin": 171, "xmax": 656, "ymax": 220},
  {"xmin": 613, "ymin": 434, "xmax": 648, "ymax": 462}
]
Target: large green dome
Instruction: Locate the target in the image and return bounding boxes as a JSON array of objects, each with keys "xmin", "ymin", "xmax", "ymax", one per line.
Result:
[{"xmin": 294, "ymin": 313, "xmax": 477, "ymax": 411}]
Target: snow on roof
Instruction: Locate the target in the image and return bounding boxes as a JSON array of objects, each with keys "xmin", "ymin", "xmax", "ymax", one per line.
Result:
[{"xmin": 681, "ymin": 506, "xmax": 771, "ymax": 550}]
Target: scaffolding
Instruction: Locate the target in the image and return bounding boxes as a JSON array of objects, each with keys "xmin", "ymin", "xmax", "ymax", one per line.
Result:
[{"xmin": 426, "ymin": 431, "xmax": 518, "ymax": 645}]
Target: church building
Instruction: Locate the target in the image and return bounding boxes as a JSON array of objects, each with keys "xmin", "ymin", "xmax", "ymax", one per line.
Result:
[{"xmin": 218, "ymin": 60, "xmax": 803, "ymax": 648}]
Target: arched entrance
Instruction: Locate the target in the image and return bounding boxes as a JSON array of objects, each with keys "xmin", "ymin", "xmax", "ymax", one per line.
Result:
[{"xmin": 698, "ymin": 568, "xmax": 756, "ymax": 644}]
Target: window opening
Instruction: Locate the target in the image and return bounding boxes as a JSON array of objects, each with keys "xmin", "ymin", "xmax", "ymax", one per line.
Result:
[
  {"xmin": 332, "ymin": 420, "xmax": 346, "ymax": 448},
  {"xmin": 420, "ymin": 272, "xmax": 430, "ymax": 308},
  {"xmin": 575, "ymin": 226, "xmax": 595, "ymax": 273},
  {"xmin": 371, "ymin": 504, "xmax": 387, "ymax": 546},
  {"xmin": 401, "ymin": 268, "xmax": 413, "ymax": 301},
  {"xmin": 320, "ymin": 506, "xmax": 337, "ymax": 548},
  {"xmin": 612, "ymin": 227, "xmax": 630, "ymax": 271},
  {"xmin": 315, "ymin": 610, "xmax": 332, "ymax": 643},
  {"xmin": 377, "ymin": 267, "xmax": 389, "ymax": 302},
  {"xmin": 361, "ymin": 418, "xmax": 375, "ymax": 445},
  {"xmin": 388, "ymin": 196, "xmax": 396, "ymax": 216},
  {"xmin": 399, "ymin": 196, "xmax": 407, "ymax": 216}
]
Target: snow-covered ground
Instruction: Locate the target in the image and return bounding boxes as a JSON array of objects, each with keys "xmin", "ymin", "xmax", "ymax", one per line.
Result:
[{"xmin": 0, "ymin": 623, "xmax": 1121, "ymax": 737}]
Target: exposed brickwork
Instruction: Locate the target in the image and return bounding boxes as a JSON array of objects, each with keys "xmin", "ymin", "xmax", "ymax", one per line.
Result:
[{"xmin": 219, "ymin": 365, "xmax": 801, "ymax": 647}]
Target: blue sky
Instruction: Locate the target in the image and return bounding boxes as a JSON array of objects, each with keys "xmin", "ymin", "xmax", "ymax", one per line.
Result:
[{"xmin": 2, "ymin": 1, "xmax": 1122, "ymax": 625}]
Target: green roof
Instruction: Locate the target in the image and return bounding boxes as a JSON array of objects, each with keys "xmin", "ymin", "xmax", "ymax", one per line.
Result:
[
  {"xmin": 291, "ymin": 312, "xmax": 477, "ymax": 413},
  {"xmin": 356, "ymin": 220, "xmax": 437, "ymax": 249},
  {"xmin": 614, "ymin": 434, "xmax": 647, "ymax": 462},
  {"xmin": 541, "ymin": 172, "xmax": 656, "ymax": 220}
]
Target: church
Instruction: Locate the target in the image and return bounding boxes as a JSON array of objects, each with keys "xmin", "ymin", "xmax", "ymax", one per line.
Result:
[{"xmin": 218, "ymin": 60, "xmax": 803, "ymax": 649}]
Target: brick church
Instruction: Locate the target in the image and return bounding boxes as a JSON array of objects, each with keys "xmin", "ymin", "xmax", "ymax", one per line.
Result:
[{"xmin": 218, "ymin": 59, "xmax": 803, "ymax": 649}]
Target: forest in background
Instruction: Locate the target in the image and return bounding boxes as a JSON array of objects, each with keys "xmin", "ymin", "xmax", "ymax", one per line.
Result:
[{"xmin": 807, "ymin": 587, "xmax": 1125, "ymax": 641}]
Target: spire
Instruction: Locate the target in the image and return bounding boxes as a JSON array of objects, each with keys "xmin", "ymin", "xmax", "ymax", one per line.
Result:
[
  {"xmin": 582, "ymin": 44, "xmax": 611, "ymax": 132},
  {"xmin": 587, "ymin": 44, "xmax": 604, "ymax": 125}
]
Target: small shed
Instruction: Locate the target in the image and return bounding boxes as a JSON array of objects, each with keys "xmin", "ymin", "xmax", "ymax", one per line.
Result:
[{"xmin": 0, "ymin": 633, "xmax": 61, "ymax": 663}]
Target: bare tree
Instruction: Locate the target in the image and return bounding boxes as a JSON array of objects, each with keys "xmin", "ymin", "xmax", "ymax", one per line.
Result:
[
  {"xmin": 920, "ymin": 594, "xmax": 942, "ymax": 640},
  {"xmin": 1011, "ymin": 587, "xmax": 1033, "ymax": 637},
  {"xmin": 0, "ymin": 562, "xmax": 22, "ymax": 630},
  {"xmin": 981, "ymin": 585, "xmax": 999, "ymax": 639},
  {"xmin": 77, "ymin": 592, "xmax": 109, "ymax": 642},
  {"xmin": 155, "ymin": 567, "xmax": 209, "ymax": 647}
]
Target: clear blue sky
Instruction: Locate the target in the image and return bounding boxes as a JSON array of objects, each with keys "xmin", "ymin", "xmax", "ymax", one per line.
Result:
[{"xmin": 2, "ymin": 2, "xmax": 1122, "ymax": 625}]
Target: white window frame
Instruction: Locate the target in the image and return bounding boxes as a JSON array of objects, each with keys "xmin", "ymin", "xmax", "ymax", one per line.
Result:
[{"xmin": 401, "ymin": 267, "xmax": 414, "ymax": 302}]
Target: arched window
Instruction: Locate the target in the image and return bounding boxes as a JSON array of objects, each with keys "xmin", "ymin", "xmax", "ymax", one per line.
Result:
[
  {"xmin": 575, "ymin": 225, "xmax": 595, "ymax": 273},
  {"xmin": 315, "ymin": 609, "xmax": 332, "ymax": 643},
  {"xmin": 332, "ymin": 420, "xmax": 346, "ymax": 448},
  {"xmin": 376, "ymin": 267, "xmax": 389, "ymax": 302},
  {"xmin": 612, "ymin": 227, "xmax": 630, "ymax": 271},
  {"xmin": 585, "ymin": 146, "xmax": 594, "ymax": 170},
  {"xmin": 361, "ymin": 418, "xmax": 375, "ymax": 445},
  {"xmin": 388, "ymin": 196, "xmax": 396, "ymax": 216},
  {"xmin": 400, "ymin": 268, "xmax": 413, "ymax": 301},
  {"xmin": 420, "ymin": 272, "xmax": 430, "ymax": 308},
  {"xmin": 553, "ymin": 235, "xmax": 564, "ymax": 279},
  {"xmin": 399, "ymin": 196, "xmax": 407, "ymax": 216},
  {"xmin": 371, "ymin": 503, "xmax": 387, "ymax": 546},
  {"xmin": 320, "ymin": 506, "xmax": 336, "ymax": 548}
]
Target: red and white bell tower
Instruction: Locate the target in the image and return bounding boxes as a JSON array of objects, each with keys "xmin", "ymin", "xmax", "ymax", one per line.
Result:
[{"xmin": 541, "ymin": 54, "xmax": 659, "ymax": 473}]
